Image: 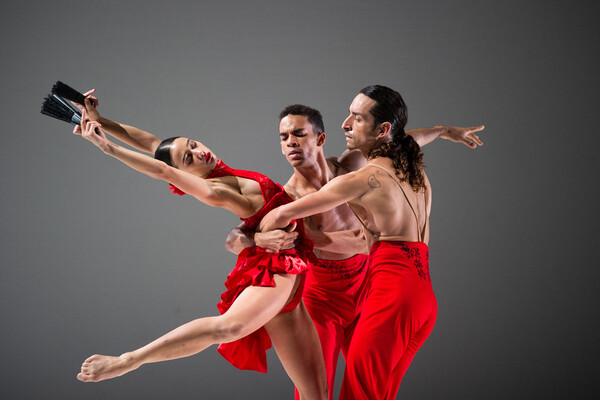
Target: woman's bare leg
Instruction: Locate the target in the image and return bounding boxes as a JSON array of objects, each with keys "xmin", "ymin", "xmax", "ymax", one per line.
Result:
[
  {"xmin": 265, "ymin": 301, "xmax": 328, "ymax": 400},
  {"xmin": 77, "ymin": 274, "xmax": 298, "ymax": 382}
]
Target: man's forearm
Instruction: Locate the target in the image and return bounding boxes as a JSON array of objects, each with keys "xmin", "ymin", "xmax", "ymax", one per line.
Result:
[
  {"xmin": 224, "ymin": 226, "xmax": 255, "ymax": 255},
  {"xmin": 408, "ymin": 125, "xmax": 485, "ymax": 148},
  {"xmin": 406, "ymin": 127, "xmax": 445, "ymax": 147}
]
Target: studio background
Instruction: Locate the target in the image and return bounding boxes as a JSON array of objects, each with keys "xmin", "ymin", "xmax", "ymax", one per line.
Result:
[{"xmin": 1, "ymin": 1, "xmax": 598, "ymax": 399}]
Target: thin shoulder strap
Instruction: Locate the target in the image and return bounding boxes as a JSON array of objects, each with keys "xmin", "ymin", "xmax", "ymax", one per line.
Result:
[
  {"xmin": 368, "ymin": 163, "xmax": 427, "ymax": 242},
  {"xmin": 346, "ymin": 203, "xmax": 379, "ymax": 242}
]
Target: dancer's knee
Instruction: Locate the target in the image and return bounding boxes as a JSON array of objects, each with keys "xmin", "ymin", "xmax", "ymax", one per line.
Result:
[{"xmin": 297, "ymin": 383, "xmax": 328, "ymax": 400}]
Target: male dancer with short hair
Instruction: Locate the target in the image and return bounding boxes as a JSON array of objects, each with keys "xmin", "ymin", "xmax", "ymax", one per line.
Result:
[
  {"xmin": 226, "ymin": 104, "xmax": 483, "ymax": 398},
  {"xmin": 260, "ymin": 84, "xmax": 463, "ymax": 399}
]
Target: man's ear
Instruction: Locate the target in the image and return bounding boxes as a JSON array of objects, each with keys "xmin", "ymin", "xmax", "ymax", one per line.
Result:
[
  {"xmin": 376, "ymin": 122, "xmax": 392, "ymax": 139},
  {"xmin": 317, "ymin": 132, "xmax": 326, "ymax": 146}
]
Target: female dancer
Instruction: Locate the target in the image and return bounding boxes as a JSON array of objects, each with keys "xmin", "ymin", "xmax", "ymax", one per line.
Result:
[
  {"xmin": 260, "ymin": 85, "xmax": 441, "ymax": 399},
  {"xmin": 72, "ymin": 94, "xmax": 327, "ymax": 399}
]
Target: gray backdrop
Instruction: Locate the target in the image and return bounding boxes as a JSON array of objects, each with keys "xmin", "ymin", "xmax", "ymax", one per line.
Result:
[{"xmin": 1, "ymin": 0, "xmax": 598, "ymax": 399}]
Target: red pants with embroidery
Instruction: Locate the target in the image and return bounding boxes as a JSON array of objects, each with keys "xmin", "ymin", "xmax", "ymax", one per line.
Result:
[
  {"xmin": 340, "ymin": 241, "xmax": 437, "ymax": 400},
  {"xmin": 294, "ymin": 254, "xmax": 369, "ymax": 400}
]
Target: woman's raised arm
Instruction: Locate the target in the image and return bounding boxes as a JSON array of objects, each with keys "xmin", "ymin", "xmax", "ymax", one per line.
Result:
[
  {"xmin": 78, "ymin": 110, "xmax": 226, "ymax": 207},
  {"xmin": 73, "ymin": 90, "xmax": 162, "ymax": 154}
]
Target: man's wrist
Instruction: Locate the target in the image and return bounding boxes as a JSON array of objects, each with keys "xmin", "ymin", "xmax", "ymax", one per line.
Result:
[{"xmin": 435, "ymin": 126, "xmax": 450, "ymax": 139}]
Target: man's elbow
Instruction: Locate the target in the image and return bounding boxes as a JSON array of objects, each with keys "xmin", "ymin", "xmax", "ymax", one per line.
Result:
[
  {"xmin": 224, "ymin": 235, "xmax": 243, "ymax": 255},
  {"xmin": 224, "ymin": 232, "xmax": 237, "ymax": 254}
]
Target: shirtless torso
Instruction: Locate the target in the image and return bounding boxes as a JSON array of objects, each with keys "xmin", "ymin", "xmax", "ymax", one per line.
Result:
[
  {"xmin": 230, "ymin": 104, "xmax": 482, "ymax": 399},
  {"xmin": 284, "ymin": 154, "xmax": 367, "ymax": 259},
  {"xmin": 344, "ymin": 156, "xmax": 431, "ymax": 244},
  {"xmin": 281, "ymin": 146, "xmax": 370, "ymax": 400},
  {"xmin": 259, "ymin": 154, "xmax": 437, "ymax": 400}
]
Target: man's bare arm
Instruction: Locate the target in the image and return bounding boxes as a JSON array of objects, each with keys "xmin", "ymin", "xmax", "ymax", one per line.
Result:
[
  {"xmin": 224, "ymin": 223, "xmax": 256, "ymax": 254},
  {"xmin": 260, "ymin": 170, "xmax": 370, "ymax": 232},
  {"xmin": 224, "ymin": 223, "xmax": 298, "ymax": 254},
  {"xmin": 336, "ymin": 126, "xmax": 484, "ymax": 173},
  {"xmin": 407, "ymin": 125, "xmax": 485, "ymax": 148}
]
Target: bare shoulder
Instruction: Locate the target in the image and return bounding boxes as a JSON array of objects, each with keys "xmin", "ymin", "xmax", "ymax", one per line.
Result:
[
  {"xmin": 358, "ymin": 164, "xmax": 388, "ymax": 189},
  {"xmin": 209, "ymin": 177, "xmax": 263, "ymax": 216},
  {"xmin": 329, "ymin": 149, "xmax": 367, "ymax": 176},
  {"xmin": 334, "ymin": 164, "xmax": 381, "ymax": 187},
  {"xmin": 282, "ymin": 175, "xmax": 300, "ymax": 200}
]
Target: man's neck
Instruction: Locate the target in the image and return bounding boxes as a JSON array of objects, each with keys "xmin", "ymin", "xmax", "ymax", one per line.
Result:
[{"xmin": 287, "ymin": 152, "xmax": 333, "ymax": 192}]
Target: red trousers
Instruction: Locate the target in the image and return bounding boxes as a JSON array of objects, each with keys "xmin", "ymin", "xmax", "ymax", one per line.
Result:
[
  {"xmin": 340, "ymin": 241, "xmax": 437, "ymax": 400},
  {"xmin": 294, "ymin": 254, "xmax": 369, "ymax": 400}
]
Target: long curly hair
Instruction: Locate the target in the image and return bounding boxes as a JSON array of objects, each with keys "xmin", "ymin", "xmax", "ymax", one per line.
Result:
[{"xmin": 361, "ymin": 85, "xmax": 426, "ymax": 191}]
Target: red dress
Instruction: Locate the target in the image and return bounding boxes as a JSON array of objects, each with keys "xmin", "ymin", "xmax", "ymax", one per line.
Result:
[{"xmin": 201, "ymin": 160, "xmax": 315, "ymax": 373}]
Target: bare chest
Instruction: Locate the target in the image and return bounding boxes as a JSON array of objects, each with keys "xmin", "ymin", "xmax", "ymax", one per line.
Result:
[{"xmin": 290, "ymin": 185, "xmax": 361, "ymax": 232}]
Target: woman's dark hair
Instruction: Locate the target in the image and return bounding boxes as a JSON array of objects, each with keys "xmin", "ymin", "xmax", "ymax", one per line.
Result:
[
  {"xmin": 360, "ymin": 85, "xmax": 425, "ymax": 191},
  {"xmin": 154, "ymin": 136, "xmax": 181, "ymax": 167}
]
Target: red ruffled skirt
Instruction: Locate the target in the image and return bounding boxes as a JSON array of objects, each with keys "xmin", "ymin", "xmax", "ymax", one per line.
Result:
[{"xmin": 216, "ymin": 245, "xmax": 313, "ymax": 373}]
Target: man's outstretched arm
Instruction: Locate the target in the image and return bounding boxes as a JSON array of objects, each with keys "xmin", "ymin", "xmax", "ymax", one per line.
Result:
[
  {"xmin": 337, "ymin": 125, "xmax": 485, "ymax": 173},
  {"xmin": 407, "ymin": 125, "xmax": 485, "ymax": 148}
]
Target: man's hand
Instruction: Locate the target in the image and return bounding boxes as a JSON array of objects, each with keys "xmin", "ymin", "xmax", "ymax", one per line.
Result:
[
  {"xmin": 439, "ymin": 125, "xmax": 485, "ymax": 148},
  {"xmin": 254, "ymin": 229, "xmax": 299, "ymax": 253}
]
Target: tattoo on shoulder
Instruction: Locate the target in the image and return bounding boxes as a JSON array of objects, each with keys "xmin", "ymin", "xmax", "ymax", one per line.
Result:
[{"xmin": 367, "ymin": 174, "xmax": 381, "ymax": 188}]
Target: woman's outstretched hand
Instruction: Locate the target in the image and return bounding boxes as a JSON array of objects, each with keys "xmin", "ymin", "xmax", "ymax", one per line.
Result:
[
  {"xmin": 77, "ymin": 109, "xmax": 110, "ymax": 153},
  {"xmin": 72, "ymin": 89, "xmax": 101, "ymax": 133}
]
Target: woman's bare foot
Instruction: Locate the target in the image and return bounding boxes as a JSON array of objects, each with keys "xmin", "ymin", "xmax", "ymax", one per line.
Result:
[{"xmin": 77, "ymin": 353, "xmax": 139, "ymax": 382}]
